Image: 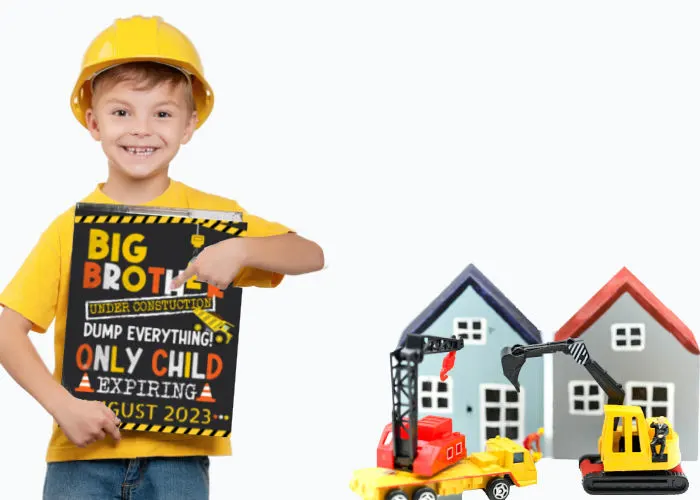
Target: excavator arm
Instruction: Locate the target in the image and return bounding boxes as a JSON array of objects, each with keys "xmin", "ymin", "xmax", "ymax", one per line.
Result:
[{"xmin": 501, "ymin": 338, "xmax": 625, "ymax": 406}]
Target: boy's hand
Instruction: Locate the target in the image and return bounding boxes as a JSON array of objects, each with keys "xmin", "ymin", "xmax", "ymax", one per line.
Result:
[
  {"xmin": 53, "ymin": 395, "xmax": 122, "ymax": 447},
  {"xmin": 170, "ymin": 238, "xmax": 247, "ymax": 291}
]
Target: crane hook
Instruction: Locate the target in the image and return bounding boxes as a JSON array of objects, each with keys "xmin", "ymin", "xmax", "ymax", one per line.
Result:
[{"xmin": 440, "ymin": 351, "xmax": 457, "ymax": 381}]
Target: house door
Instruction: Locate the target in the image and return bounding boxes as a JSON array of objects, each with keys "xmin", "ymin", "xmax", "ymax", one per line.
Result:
[{"xmin": 480, "ymin": 384, "xmax": 524, "ymax": 447}]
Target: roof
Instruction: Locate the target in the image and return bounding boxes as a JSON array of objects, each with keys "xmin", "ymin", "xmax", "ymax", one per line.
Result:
[
  {"xmin": 398, "ymin": 263, "xmax": 542, "ymax": 348},
  {"xmin": 554, "ymin": 267, "xmax": 699, "ymax": 355}
]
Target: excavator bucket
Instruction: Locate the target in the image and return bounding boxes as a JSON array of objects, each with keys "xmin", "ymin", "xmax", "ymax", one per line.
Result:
[{"xmin": 500, "ymin": 346, "xmax": 525, "ymax": 391}]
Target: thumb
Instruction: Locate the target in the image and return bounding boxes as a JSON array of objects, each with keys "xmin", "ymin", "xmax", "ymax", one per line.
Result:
[{"xmin": 170, "ymin": 264, "xmax": 196, "ymax": 290}]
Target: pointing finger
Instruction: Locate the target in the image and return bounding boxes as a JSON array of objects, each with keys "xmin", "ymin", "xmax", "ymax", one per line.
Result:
[{"xmin": 170, "ymin": 264, "xmax": 196, "ymax": 290}]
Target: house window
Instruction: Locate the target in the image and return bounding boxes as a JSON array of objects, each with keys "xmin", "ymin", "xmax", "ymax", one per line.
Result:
[
  {"xmin": 611, "ymin": 323, "xmax": 645, "ymax": 351},
  {"xmin": 569, "ymin": 380, "xmax": 604, "ymax": 415},
  {"xmin": 480, "ymin": 384, "xmax": 524, "ymax": 446},
  {"xmin": 625, "ymin": 381, "xmax": 674, "ymax": 423},
  {"xmin": 453, "ymin": 317, "xmax": 487, "ymax": 345},
  {"xmin": 419, "ymin": 376, "xmax": 453, "ymax": 413}
]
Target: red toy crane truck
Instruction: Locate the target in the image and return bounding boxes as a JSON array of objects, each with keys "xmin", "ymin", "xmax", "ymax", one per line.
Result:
[{"xmin": 350, "ymin": 333, "xmax": 540, "ymax": 500}]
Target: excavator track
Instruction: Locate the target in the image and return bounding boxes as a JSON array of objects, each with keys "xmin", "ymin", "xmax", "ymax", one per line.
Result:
[{"xmin": 579, "ymin": 454, "xmax": 689, "ymax": 495}]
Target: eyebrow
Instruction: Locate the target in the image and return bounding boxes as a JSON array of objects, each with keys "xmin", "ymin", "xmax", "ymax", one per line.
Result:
[
  {"xmin": 104, "ymin": 99, "xmax": 131, "ymax": 106},
  {"xmin": 102, "ymin": 99, "xmax": 181, "ymax": 107},
  {"xmin": 153, "ymin": 100, "xmax": 181, "ymax": 107}
]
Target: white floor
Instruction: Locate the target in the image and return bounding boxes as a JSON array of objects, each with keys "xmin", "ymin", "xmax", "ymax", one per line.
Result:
[
  {"xmin": 342, "ymin": 457, "xmax": 699, "ymax": 500},
  {"xmin": 497, "ymin": 457, "xmax": 699, "ymax": 500}
]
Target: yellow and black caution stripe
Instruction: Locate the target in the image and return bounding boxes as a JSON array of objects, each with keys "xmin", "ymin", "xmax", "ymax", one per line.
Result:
[
  {"xmin": 74, "ymin": 214, "xmax": 247, "ymax": 237},
  {"xmin": 118, "ymin": 422, "xmax": 231, "ymax": 438}
]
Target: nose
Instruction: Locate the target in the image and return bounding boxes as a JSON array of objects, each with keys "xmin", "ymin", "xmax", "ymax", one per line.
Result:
[{"xmin": 130, "ymin": 115, "xmax": 152, "ymax": 137}]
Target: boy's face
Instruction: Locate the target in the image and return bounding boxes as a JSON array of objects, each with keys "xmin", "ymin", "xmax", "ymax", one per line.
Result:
[{"xmin": 84, "ymin": 79, "xmax": 197, "ymax": 181}]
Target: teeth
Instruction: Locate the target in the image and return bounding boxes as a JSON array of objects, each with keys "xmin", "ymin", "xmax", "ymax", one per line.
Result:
[{"xmin": 125, "ymin": 147, "xmax": 155, "ymax": 155}]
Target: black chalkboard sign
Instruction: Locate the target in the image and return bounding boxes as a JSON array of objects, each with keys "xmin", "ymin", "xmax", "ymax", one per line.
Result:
[{"xmin": 61, "ymin": 202, "xmax": 248, "ymax": 437}]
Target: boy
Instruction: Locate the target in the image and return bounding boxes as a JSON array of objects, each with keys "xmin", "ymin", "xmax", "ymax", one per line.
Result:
[{"xmin": 0, "ymin": 15, "xmax": 324, "ymax": 500}]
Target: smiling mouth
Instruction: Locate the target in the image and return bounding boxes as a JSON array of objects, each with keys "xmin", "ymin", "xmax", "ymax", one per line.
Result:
[{"xmin": 121, "ymin": 146, "xmax": 159, "ymax": 157}]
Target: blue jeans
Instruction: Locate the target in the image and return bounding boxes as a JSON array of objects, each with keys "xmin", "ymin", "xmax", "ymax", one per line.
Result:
[{"xmin": 43, "ymin": 456, "xmax": 209, "ymax": 500}]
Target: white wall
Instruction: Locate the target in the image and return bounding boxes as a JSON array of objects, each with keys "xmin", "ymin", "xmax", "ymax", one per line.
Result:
[{"xmin": 0, "ymin": 1, "xmax": 699, "ymax": 499}]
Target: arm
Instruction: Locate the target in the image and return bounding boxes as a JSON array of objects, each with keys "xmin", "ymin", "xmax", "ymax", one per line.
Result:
[
  {"xmin": 0, "ymin": 308, "xmax": 71, "ymax": 418},
  {"xmin": 170, "ymin": 232, "xmax": 324, "ymax": 290},
  {"xmin": 238, "ymin": 232, "xmax": 325, "ymax": 275},
  {"xmin": 0, "ymin": 308, "xmax": 121, "ymax": 446},
  {"xmin": 229, "ymin": 203, "xmax": 324, "ymax": 276}
]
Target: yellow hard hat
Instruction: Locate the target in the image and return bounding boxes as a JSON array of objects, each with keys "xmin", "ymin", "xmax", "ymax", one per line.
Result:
[{"xmin": 70, "ymin": 15, "xmax": 214, "ymax": 129}]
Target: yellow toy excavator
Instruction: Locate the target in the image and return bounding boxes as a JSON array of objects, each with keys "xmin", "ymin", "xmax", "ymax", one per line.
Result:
[{"xmin": 501, "ymin": 338, "xmax": 689, "ymax": 495}]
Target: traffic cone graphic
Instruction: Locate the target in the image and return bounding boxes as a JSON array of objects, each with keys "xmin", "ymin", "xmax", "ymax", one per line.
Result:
[
  {"xmin": 196, "ymin": 383, "xmax": 216, "ymax": 403},
  {"xmin": 75, "ymin": 372, "xmax": 94, "ymax": 393}
]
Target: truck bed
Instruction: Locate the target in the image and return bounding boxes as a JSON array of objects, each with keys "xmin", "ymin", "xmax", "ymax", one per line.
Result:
[{"xmin": 350, "ymin": 452, "xmax": 523, "ymax": 500}]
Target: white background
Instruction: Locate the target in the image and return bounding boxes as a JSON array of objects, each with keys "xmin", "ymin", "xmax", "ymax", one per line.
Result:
[{"xmin": 1, "ymin": 1, "xmax": 699, "ymax": 499}]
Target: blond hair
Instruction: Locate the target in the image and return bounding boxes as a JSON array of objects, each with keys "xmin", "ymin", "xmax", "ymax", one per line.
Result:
[{"xmin": 91, "ymin": 61, "xmax": 196, "ymax": 114}]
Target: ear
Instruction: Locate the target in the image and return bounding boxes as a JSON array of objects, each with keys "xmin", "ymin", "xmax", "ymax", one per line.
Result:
[
  {"xmin": 181, "ymin": 110, "xmax": 198, "ymax": 145},
  {"xmin": 84, "ymin": 108, "xmax": 101, "ymax": 141}
]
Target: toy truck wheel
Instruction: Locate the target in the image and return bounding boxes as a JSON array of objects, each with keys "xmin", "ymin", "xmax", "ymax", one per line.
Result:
[
  {"xmin": 484, "ymin": 477, "xmax": 510, "ymax": 500},
  {"xmin": 385, "ymin": 490, "xmax": 409, "ymax": 500},
  {"xmin": 412, "ymin": 487, "xmax": 438, "ymax": 500}
]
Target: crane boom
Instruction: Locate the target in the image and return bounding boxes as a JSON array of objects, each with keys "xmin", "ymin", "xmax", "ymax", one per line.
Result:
[
  {"xmin": 500, "ymin": 338, "xmax": 625, "ymax": 406},
  {"xmin": 390, "ymin": 333, "xmax": 464, "ymax": 471}
]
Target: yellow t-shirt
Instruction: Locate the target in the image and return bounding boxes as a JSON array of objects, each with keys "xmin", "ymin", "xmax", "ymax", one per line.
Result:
[{"xmin": 0, "ymin": 179, "xmax": 291, "ymax": 462}]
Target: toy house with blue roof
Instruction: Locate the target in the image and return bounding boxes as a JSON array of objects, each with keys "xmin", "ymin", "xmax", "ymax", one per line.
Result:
[{"xmin": 398, "ymin": 264, "xmax": 545, "ymax": 457}]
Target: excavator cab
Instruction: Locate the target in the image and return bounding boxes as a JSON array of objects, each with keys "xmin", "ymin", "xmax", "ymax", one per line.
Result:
[{"xmin": 599, "ymin": 405, "xmax": 682, "ymax": 473}]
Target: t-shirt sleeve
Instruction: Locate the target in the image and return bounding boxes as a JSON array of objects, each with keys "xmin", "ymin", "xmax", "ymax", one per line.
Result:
[
  {"xmin": 0, "ymin": 219, "xmax": 61, "ymax": 333},
  {"xmin": 231, "ymin": 203, "xmax": 294, "ymax": 288}
]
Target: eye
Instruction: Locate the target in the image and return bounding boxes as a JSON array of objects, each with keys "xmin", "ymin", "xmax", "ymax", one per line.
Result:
[
  {"xmin": 157, "ymin": 111, "xmax": 171, "ymax": 118},
  {"xmin": 112, "ymin": 109, "xmax": 128, "ymax": 117}
]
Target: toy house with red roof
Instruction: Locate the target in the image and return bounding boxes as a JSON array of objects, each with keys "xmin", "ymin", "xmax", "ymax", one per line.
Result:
[{"xmin": 552, "ymin": 267, "xmax": 699, "ymax": 460}]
